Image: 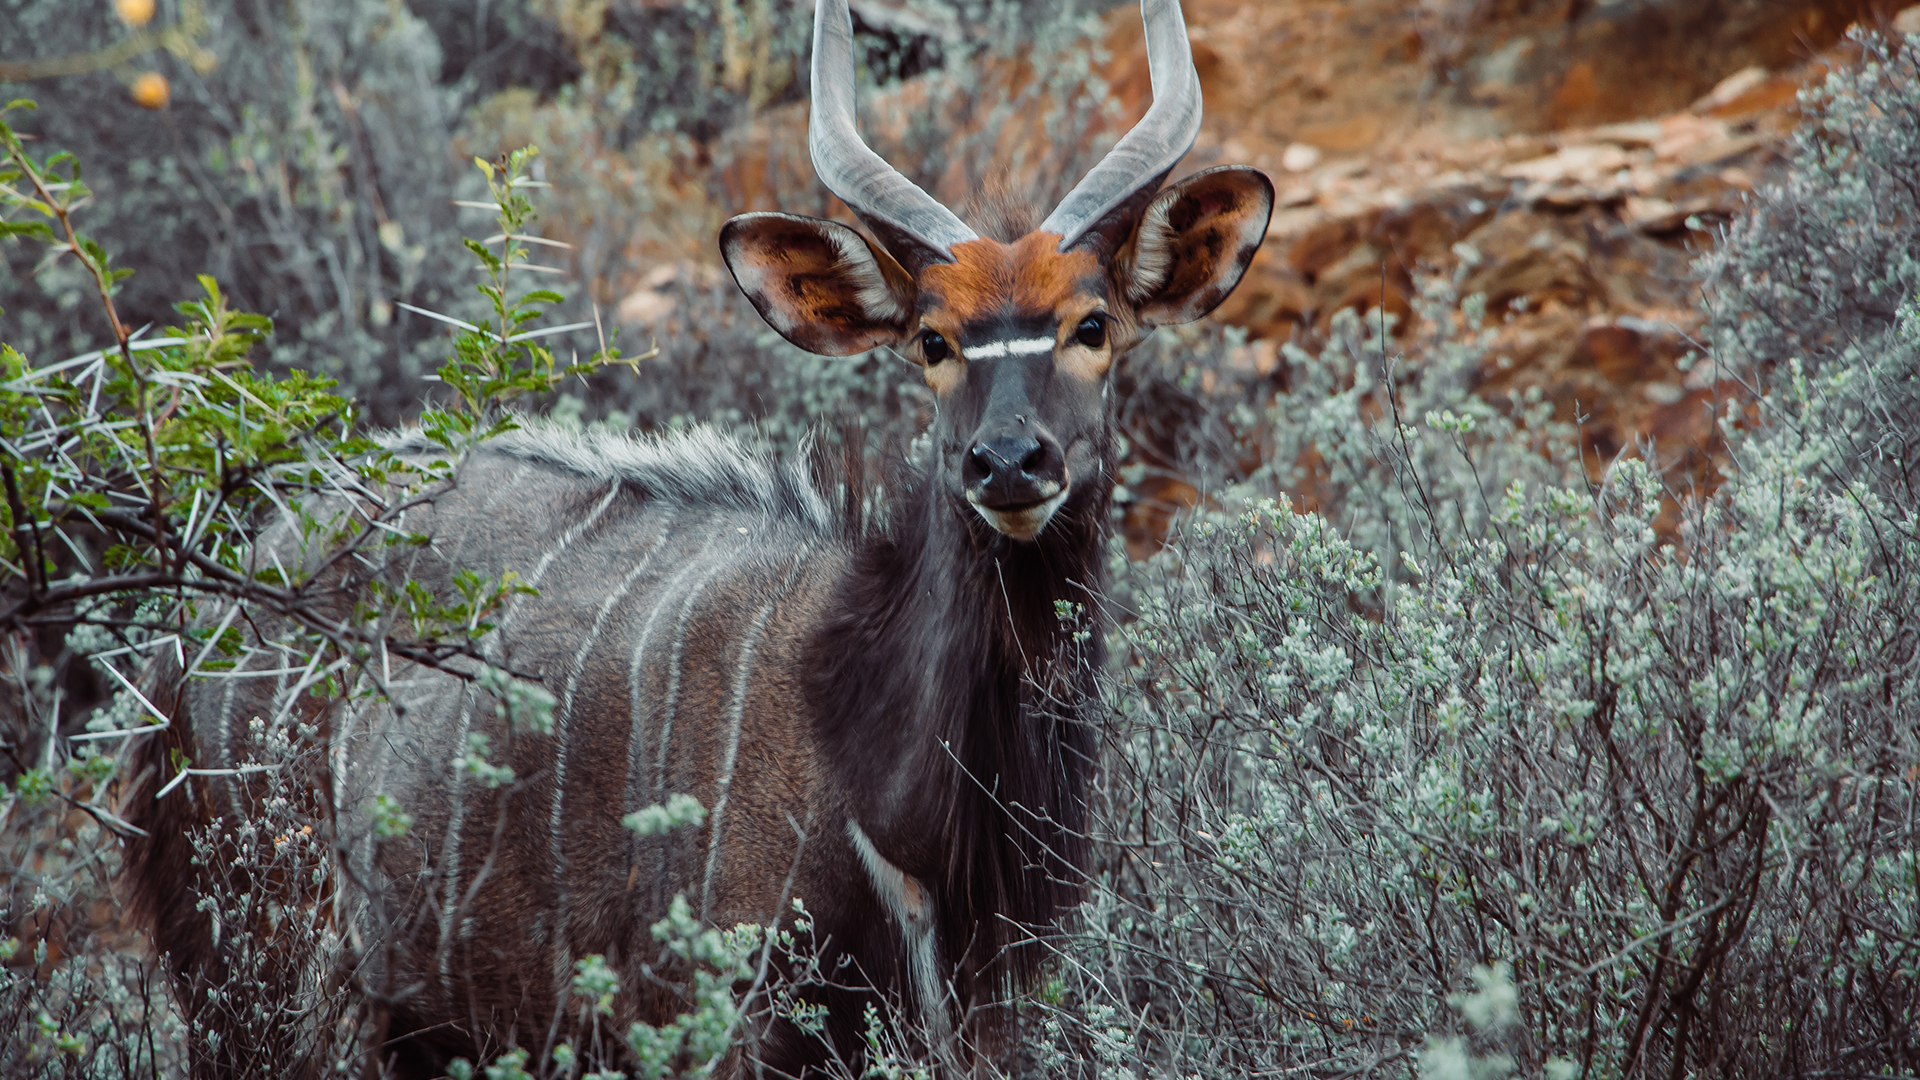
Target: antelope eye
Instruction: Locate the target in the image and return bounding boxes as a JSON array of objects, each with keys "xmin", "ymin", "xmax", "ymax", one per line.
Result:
[
  {"xmin": 1074, "ymin": 316, "xmax": 1107, "ymax": 349},
  {"xmin": 921, "ymin": 332, "xmax": 952, "ymax": 364}
]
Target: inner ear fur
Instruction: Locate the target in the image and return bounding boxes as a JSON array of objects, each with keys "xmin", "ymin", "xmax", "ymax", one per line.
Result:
[
  {"xmin": 720, "ymin": 212, "xmax": 917, "ymax": 356},
  {"xmin": 1119, "ymin": 166, "xmax": 1274, "ymax": 329}
]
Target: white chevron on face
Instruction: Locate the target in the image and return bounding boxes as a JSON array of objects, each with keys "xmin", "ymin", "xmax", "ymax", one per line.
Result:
[{"xmin": 965, "ymin": 337, "xmax": 1054, "ymax": 359}]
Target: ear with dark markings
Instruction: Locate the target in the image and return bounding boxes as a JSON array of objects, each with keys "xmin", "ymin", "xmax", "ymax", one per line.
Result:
[
  {"xmin": 1120, "ymin": 166, "xmax": 1275, "ymax": 329},
  {"xmin": 720, "ymin": 212, "xmax": 917, "ymax": 356}
]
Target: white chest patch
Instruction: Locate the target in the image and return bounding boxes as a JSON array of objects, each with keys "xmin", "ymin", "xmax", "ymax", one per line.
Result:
[
  {"xmin": 965, "ymin": 337, "xmax": 1054, "ymax": 359},
  {"xmin": 847, "ymin": 819, "xmax": 950, "ymax": 1038}
]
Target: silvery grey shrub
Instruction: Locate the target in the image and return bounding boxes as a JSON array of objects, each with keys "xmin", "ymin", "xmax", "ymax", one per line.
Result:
[{"xmin": 1039, "ymin": 27, "xmax": 1920, "ymax": 1080}]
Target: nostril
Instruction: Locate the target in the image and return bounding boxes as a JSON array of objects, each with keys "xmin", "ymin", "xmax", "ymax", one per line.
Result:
[
  {"xmin": 970, "ymin": 436, "xmax": 1044, "ymax": 484},
  {"xmin": 966, "ymin": 444, "xmax": 995, "ymax": 482}
]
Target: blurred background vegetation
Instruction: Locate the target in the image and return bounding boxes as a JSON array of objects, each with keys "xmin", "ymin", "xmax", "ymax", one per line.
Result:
[
  {"xmin": 4, "ymin": 0, "xmax": 1920, "ymax": 1076},
  {"xmin": 0, "ymin": 0, "xmax": 1126, "ymax": 428}
]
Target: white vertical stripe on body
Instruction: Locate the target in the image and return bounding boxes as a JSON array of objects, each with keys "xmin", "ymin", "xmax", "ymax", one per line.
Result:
[
  {"xmin": 440, "ymin": 478, "xmax": 620, "ymax": 982},
  {"xmin": 215, "ymin": 650, "xmax": 247, "ymax": 821},
  {"xmin": 483, "ymin": 481, "xmax": 621, "ymax": 663},
  {"xmin": 699, "ymin": 549, "xmax": 811, "ymax": 922},
  {"xmin": 533, "ymin": 481, "xmax": 622, "ymax": 585},
  {"xmin": 652, "ymin": 537, "xmax": 746, "ymax": 808},
  {"xmin": 433, "ymin": 679, "xmax": 482, "ymax": 986},
  {"xmin": 546, "ymin": 510, "xmax": 676, "ymax": 1004},
  {"xmin": 622, "ymin": 536, "xmax": 721, "ymax": 826}
]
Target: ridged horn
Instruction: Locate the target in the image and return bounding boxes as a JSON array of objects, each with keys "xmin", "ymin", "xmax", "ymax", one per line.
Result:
[
  {"xmin": 810, "ymin": 0, "xmax": 978, "ymax": 267},
  {"xmin": 1039, "ymin": 0, "xmax": 1202, "ymax": 253}
]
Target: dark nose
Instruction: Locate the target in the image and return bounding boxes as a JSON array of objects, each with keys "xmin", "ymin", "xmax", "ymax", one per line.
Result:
[{"xmin": 966, "ymin": 435, "xmax": 1056, "ymax": 504}]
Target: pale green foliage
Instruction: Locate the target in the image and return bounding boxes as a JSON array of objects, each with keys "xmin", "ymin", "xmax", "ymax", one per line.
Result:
[
  {"xmin": 452, "ymin": 731, "xmax": 515, "ymax": 789},
  {"xmin": 622, "ymin": 792, "xmax": 709, "ymax": 837},
  {"xmin": 370, "ymin": 793, "xmax": 413, "ymax": 839},
  {"xmin": 483, "ymin": 1047, "xmax": 534, "ymax": 1080},
  {"xmin": 476, "ymin": 663, "xmax": 560, "ymax": 736},
  {"xmin": 859, "ymin": 1004, "xmax": 934, "ymax": 1080},
  {"xmin": 1065, "ymin": 300, "xmax": 1920, "ymax": 1072},
  {"xmin": 1258, "ymin": 276, "xmax": 1581, "ymax": 590},
  {"xmin": 624, "ymin": 895, "xmax": 765, "ymax": 1080},
  {"xmin": 1701, "ymin": 28, "xmax": 1920, "ymax": 400},
  {"xmin": 572, "ymin": 954, "xmax": 621, "ymax": 1019},
  {"xmin": 1049, "ymin": 35, "xmax": 1920, "ymax": 1079},
  {"xmin": 1419, "ymin": 964, "xmax": 1526, "ymax": 1080}
]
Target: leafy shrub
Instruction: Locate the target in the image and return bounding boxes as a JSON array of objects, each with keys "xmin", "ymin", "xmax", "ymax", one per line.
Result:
[
  {"xmin": 0, "ymin": 110, "xmax": 623, "ymax": 1076},
  {"xmin": 1039, "ymin": 26, "xmax": 1920, "ymax": 1080},
  {"xmin": 0, "ymin": 0, "xmax": 494, "ymax": 422},
  {"xmin": 1699, "ymin": 28, "xmax": 1920, "ymax": 497}
]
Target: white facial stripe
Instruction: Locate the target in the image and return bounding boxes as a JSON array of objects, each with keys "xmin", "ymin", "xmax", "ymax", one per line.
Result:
[{"xmin": 966, "ymin": 337, "xmax": 1055, "ymax": 359}]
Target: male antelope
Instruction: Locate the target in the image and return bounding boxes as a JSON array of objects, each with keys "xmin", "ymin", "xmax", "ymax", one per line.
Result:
[{"xmin": 125, "ymin": 0, "xmax": 1270, "ymax": 1074}]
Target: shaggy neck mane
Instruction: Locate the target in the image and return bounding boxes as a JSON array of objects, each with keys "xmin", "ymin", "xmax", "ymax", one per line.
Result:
[{"xmin": 808, "ymin": 445, "xmax": 1105, "ymax": 989}]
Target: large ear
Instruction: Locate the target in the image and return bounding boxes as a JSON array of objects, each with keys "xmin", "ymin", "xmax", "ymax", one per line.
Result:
[
  {"xmin": 719, "ymin": 212, "xmax": 917, "ymax": 355},
  {"xmin": 1119, "ymin": 166, "xmax": 1274, "ymax": 329}
]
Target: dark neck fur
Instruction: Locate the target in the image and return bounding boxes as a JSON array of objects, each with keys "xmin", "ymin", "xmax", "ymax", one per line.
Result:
[{"xmin": 809, "ymin": 449, "xmax": 1107, "ymax": 989}]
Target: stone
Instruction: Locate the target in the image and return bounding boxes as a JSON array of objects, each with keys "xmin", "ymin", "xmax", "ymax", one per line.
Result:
[
  {"xmin": 1501, "ymin": 144, "xmax": 1634, "ymax": 185},
  {"xmin": 1457, "ymin": 211, "xmax": 1604, "ymax": 314},
  {"xmin": 617, "ymin": 262, "xmax": 725, "ymax": 327},
  {"xmin": 1691, "ymin": 66, "xmax": 1770, "ymax": 112},
  {"xmin": 1209, "ymin": 248, "xmax": 1316, "ymax": 341},
  {"xmin": 1281, "ymin": 142, "xmax": 1322, "ymax": 172}
]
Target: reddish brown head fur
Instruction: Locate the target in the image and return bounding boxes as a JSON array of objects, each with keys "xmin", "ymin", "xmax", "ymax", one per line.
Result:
[{"xmin": 919, "ymin": 233, "xmax": 1104, "ymax": 333}]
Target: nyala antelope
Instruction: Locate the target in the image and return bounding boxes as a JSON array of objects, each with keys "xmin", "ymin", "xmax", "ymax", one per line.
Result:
[{"xmin": 125, "ymin": 0, "xmax": 1271, "ymax": 1074}]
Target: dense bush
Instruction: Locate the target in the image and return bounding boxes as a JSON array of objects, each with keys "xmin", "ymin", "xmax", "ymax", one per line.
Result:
[
  {"xmin": 1038, "ymin": 26, "xmax": 1920, "ymax": 1080},
  {"xmin": 0, "ymin": 125, "xmax": 627, "ymax": 1075}
]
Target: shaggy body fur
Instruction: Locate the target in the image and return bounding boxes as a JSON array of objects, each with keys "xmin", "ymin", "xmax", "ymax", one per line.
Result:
[{"xmin": 125, "ymin": 421, "xmax": 1103, "ymax": 1077}]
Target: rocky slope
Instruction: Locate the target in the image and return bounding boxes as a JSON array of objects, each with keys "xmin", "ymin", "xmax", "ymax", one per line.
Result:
[{"xmin": 1195, "ymin": 0, "xmax": 1913, "ymax": 506}]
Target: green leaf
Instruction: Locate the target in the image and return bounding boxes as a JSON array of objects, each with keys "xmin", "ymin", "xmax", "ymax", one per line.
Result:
[
  {"xmin": 0, "ymin": 220, "xmax": 54, "ymax": 242},
  {"xmin": 515, "ymin": 289, "xmax": 564, "ymax": 307},
  {"xmin": 463, "ymin": 237, "xmax": 502, "ymax": 274},
  {"xmin": 253, "ymin": 566, "xmax": 296, "ymax": 587}
]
